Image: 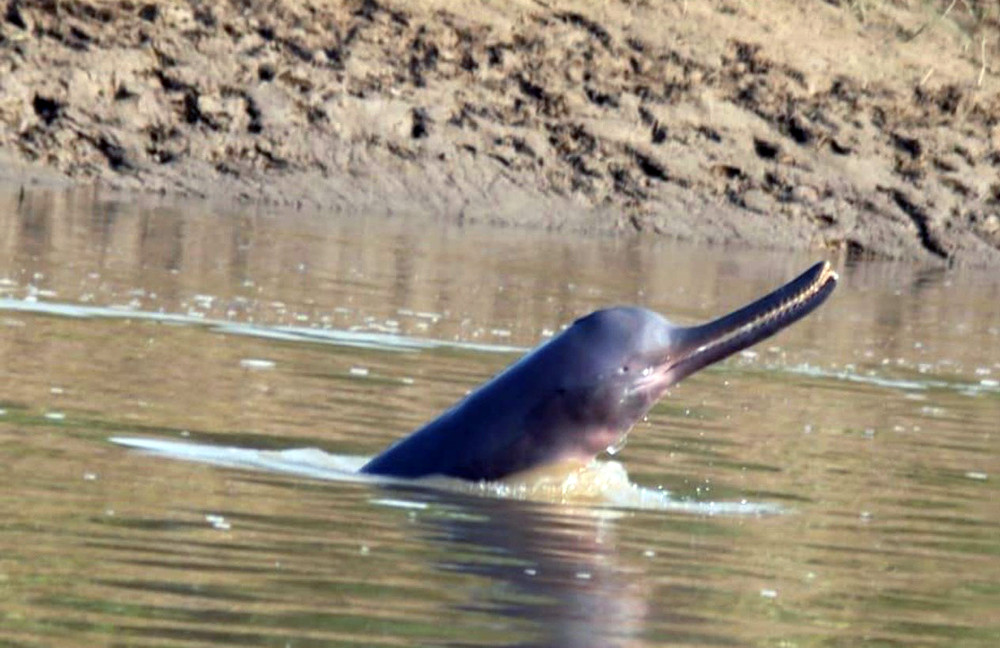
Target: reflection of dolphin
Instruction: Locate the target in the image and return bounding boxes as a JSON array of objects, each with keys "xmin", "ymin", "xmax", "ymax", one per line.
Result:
[
  {"xmin": 363, "ymin": 262, "xmax": 837, "ymax": 481},
  {"xmin": 396, "ymin": 488, "xmax": 651, "ymax": 648},
  {"xmin": 393, "ymin": 487, "xmax": 742, "ymax": 648}
]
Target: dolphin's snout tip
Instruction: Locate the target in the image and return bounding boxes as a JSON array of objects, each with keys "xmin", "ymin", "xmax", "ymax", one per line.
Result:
[{"xmin": 820, "ymin": 260, "xmax": 838, "ymax": 283}]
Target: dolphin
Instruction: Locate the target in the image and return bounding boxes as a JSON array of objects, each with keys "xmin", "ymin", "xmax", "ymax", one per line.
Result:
[{"xmin": 361, "ymin": 261, "xmax": 838, "ymax": 481}]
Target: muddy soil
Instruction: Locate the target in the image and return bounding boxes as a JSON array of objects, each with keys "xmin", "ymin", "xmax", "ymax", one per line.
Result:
[{"xmin": 1, "ymin": 0, "xmax": 999, "ymax": 265}]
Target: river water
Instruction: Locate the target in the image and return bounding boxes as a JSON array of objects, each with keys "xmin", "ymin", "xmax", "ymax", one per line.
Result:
[{"xmin": 1, "ymin": 187, "xmax": 997, "ymax": 647}]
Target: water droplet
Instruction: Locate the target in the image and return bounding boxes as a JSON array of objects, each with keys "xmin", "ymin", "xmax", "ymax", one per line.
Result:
[
  {"xmin": 205, "ymin": 514, "xmax": 231, "ymax": 530},
  {"xmin": 240, "ymin": 358, "xmax": 275, "ymax": 370},
  {"xmin": 606, "ymin": 432, "xmax": 628, "ymax": 455}
]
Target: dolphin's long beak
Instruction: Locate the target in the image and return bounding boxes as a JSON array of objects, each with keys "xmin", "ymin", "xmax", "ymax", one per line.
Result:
[{"xmin": 662, "ymin": 261, "xmax": 838, "ymax": 384}]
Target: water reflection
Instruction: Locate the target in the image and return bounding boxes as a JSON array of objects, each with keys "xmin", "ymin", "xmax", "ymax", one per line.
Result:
[
  {"xmin": 4, "ymin": 188, "xmax": 998, "ymax": 368},
  {"xmin": 389, "ymin": 487, "xmax": 743, "ymax": 648}
]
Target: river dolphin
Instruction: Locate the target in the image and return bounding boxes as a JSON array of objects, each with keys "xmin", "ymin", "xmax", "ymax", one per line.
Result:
[{"xmin": 362, "ymin": 261, "xmax": 838, "ymax": 481}]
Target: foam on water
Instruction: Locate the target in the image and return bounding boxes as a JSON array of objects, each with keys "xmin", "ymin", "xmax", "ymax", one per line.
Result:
[
  {"xmin": 110, "ymin": 436, "xmax": 780, "ymax": 515},
  {"xmin": 781, "ymin": 362, "xmax": 1000, "ymax": 397},
  {"xmin": 0, "ymin": 298, "xmax": 525, "ymax": 355},
  {"xmin": 2, "ymin": 297, "xmax": 987, "ymax": 399}
]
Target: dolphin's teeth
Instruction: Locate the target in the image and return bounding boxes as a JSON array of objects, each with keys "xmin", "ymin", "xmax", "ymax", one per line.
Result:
[{"xmin": 672, "ymin": 262, "xmax": 836, "ymax": 368}]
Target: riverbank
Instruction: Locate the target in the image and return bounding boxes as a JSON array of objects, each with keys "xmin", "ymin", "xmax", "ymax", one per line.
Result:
[{"xmin": 1, "ymin": 0, "xmax": 998, "ymax": 265}]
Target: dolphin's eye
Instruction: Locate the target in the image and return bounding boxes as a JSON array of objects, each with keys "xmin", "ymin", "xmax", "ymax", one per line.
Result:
[{"xmin": 619, "ymin": 365, "xmax": 630, "ymax": 374}]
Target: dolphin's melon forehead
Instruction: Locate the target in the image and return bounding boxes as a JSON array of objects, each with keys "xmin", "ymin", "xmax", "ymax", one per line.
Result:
[
  {"xmin": 571, "ymin": 307, "xmax": 674, "ymax": 348},
  {"xmin": 574, "ymin": 306, "xmax": 670, "ymax": 331}
]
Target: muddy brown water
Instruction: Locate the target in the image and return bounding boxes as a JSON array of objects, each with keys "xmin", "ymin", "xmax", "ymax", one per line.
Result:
[{"xmin": 1, "ymin": 188, "xmax": 997, "ymax": 647}]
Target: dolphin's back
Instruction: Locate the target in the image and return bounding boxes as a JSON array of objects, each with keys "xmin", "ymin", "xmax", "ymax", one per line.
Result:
[{"xmin": 360, "ymin": 336, "xmax": 571, "ymax": 480}]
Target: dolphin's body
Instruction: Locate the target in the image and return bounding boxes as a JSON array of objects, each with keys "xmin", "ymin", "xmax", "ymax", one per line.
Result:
[{"xmin": 361, "ymin": 262, "xmax": 838, "ymax": 481}]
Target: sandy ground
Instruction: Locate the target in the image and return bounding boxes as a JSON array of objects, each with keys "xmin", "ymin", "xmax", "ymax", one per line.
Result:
[{"xmin": 1, "ymin": 0, "xmax": 998, "ymax": 265}]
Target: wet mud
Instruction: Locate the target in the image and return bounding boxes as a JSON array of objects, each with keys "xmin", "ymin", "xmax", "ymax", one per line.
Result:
[{"xmin": 1, "ymin": 0, "xmax": 999, "ymax": 265}]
